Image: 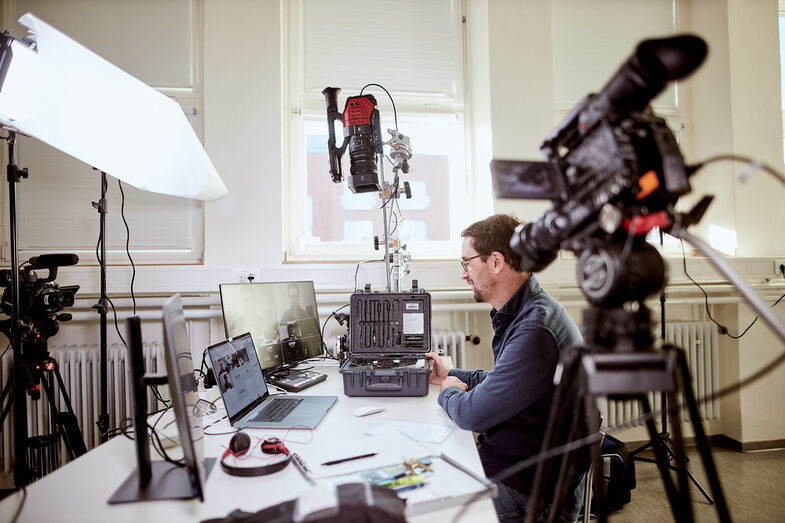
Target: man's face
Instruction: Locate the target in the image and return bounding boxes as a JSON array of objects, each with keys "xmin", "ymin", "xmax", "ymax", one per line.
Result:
[
  {"xmin": 460, "ymin": 237, "xmax": 490, "ymax": 303},
  {"xmin": 288, "ymin": 286, "xmax": 300, "ymax": 307}
]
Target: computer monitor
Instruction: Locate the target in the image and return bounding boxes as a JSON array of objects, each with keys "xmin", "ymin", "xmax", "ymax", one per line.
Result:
[
  {"xmin": 219, "ymin": 281, "xmax": 323, "ymax": 371},
  {"xmin": 108, "ymin": 295, "xmax": 213, "ymax": 503}
]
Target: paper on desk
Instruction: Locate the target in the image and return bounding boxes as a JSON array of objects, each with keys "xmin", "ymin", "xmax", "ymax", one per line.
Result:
[
  {"xmin": 305, "ymin": 432, "xmax": 433, "ymax": 479},
  {"xmin": 364, "ymin": 419, "xmax": 455, "ymax": 444}
]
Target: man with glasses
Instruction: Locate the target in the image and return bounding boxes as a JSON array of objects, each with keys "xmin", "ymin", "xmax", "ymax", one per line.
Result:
[{"xmin": 425, "ymin": 213, "xmax": 587, "ymax": 522}]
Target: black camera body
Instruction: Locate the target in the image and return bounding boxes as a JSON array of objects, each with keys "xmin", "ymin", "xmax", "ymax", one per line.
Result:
[
  {"xmin": 0, "ymin": 254, "xmax": 80, "ymax": 356},
  {"xmin": 322, "ymin": 87, "xmax": 384, "ymax": 194},
  {"xmin": 491, "ymin": 35, "xmax": 708, "ymax": 306}
]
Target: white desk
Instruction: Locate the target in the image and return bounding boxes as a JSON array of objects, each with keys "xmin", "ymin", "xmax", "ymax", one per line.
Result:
[{"xmin": 0, "ymin": 362, "xmax": 497, "ymax": 522}]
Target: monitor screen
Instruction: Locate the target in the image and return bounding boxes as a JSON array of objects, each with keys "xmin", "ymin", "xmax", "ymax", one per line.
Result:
[
  {"xmin": 161, "ymin": 294, "xmax": 207, "ymax": 500},
  {"xmin": 219, "ymin": 281, "xmax": 323, "ymax": 370}
]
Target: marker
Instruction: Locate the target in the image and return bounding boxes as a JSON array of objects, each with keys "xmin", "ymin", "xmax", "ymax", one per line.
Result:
[{"xmin": 320, "ymin": 452, "xmax": 378, "ymax": 466}]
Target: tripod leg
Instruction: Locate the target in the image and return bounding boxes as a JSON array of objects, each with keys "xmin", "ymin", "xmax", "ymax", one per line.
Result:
[
  {"xmin": 526, "ymin": 345, "xmax": 583, "ymax": 523},
  {"xmin": 665, "ymin": 387, "xmax": 695, "ymax": 518},
  {"xmin": 585, "ymin": 394, "xmax": 606, "ymax": 523},
  {"xmin": 672, "ymin": 347, "xmax": 731, "ymax": 523},
  {"xmin": 640, "ymin": 395, "xmax": 692, "ymax": 522},
  {"xmin": 546, "ymin": 384, "xmax": 588, "ymax": 523},
  {"xmin": 50, "ymin": 363, "xmax": 87, "ymax": 457},
  {"xmin": 38, "ymin": 363, "xmax": 87, "ymax": 460}
]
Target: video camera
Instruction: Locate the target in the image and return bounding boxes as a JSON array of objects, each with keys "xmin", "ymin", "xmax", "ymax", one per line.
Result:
[
  {"xmin": 0, "ymin": 254, "xmax": 80, "ymax": 354},
  {"xmin": 491, "ymin": 35, "xmax": 708, "ymax": 305},
  {"xmin": 321, "ymin": 86, "xmax": 412, "ymax": 194}
]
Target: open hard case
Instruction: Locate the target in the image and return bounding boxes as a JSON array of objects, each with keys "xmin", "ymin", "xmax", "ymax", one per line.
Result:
[{"xmin": 339, "ymin": 283, "xmax": 434, "ymax": 396}]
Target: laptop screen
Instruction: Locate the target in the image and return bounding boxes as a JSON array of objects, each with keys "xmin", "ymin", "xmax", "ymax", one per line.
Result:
[
  {"xmin": 207, "ymin": 332, "xmax": 269, "ymax": 421},
  {"xmin": 219, "ymin": 281, "xmax": 323, "ymax": 371}
]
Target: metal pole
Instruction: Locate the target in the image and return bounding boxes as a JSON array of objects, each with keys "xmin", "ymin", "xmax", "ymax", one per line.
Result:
[
  {"xmin": 93, "ymin": 172, "xmax": 109, "ymax": 441},
  {"xmin": 7, "ymin": 132, "xmax": 30, "ymax": 486},
  {"xmin": 379, "ymin": 153, "xmax": 391, "ymax": 291}
]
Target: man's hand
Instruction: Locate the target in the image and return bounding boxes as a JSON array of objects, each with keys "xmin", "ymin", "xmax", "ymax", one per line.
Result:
[
  {"xmin": 440, "ymin": 375, "xmax": 467, "ymax": 393},
  {"xmin": 424, "ymin": 352, "xmax": 451, "ymax": 385}
]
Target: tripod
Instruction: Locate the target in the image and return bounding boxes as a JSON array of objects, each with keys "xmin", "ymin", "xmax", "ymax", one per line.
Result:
[
  {"xmin": 628, "ymin": 230, "xmax": 714, "ymax": 505},
  {"xmin": 525, "ymin": 237, "xmax": 731, "ymax": 523},
  {"xmin": 0, "ymin": 347, "xmax": 87, "ymax": 478}
]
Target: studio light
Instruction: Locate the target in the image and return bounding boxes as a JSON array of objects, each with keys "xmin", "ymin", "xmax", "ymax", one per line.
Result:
[{"xmin": 0, "ymin": 13, "xmax": 227, "ymax": 200}]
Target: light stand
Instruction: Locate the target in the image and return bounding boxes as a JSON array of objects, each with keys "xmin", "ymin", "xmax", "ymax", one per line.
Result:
[
  {"xmin": 628, "ymin": 229, "xmax": 714, "ymax": 504},
  {"xmin": 7, "ymin": 132, "xmax": 29, "ymax": 486},
  {"xmin": 92, "ymin": 170, "xmax": 109, "ymax": 441}
]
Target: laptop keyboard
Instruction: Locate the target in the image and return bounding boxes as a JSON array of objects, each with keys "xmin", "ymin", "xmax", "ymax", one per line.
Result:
[{"xmin": 250, "ymin": 398, "xmax": 303, "ymax": 423}]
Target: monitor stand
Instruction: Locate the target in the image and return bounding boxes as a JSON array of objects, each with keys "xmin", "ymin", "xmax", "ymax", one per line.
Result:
[{"xmin": 108, "ymin": 458, "xmax": 216, "ymax": 504}]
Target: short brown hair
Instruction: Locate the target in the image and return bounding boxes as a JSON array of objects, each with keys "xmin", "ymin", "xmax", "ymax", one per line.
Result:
[{"xmin": 461, "ymin": 214, "xmax": 523, "ymax": 272}]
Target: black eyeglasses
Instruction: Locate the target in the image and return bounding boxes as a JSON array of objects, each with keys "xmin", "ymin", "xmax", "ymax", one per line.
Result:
[{"xmin": 460, "ymin": 254, "xmax": 484, "ymax": 272}]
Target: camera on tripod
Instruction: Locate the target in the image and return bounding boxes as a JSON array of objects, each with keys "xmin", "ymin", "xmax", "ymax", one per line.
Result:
[{"xmin": 0, "ymin": 253, "xmax": 80, "ymax": 361}]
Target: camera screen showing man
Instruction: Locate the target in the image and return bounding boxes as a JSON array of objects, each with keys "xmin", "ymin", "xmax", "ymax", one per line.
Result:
[
  {"xmin": 220, "ymin": 281, "xmax": 323, "ymax": 371},
  {"xmin": 278, "ymin": 282, "xmax": 321, "ymax": 359}
]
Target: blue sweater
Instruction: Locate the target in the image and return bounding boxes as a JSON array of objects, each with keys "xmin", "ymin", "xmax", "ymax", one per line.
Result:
[{"xmin": 438, "ymin": 275, "xmax": 583, "ymax": 494}]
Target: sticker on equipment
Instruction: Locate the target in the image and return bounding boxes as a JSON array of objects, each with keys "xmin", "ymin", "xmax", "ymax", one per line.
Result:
[{"xmin": 403, "ymin": 313, "xmax": 424, "ymax": 334}]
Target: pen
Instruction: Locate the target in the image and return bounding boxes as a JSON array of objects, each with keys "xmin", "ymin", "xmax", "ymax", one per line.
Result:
[{"xmin": 320, "ymin": 452, "xmax": 378, "ymax": 466}]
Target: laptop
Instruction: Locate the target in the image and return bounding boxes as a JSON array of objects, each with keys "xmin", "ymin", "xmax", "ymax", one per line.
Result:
[{"xmin": 207, "ymin": 332, "xmax": 337, "ymax": 429}]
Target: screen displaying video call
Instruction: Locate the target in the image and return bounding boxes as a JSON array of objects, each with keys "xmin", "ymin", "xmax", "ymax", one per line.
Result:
[{"xmin": 219, "ymin": 281, "xmax": 323, "ymax": 370}]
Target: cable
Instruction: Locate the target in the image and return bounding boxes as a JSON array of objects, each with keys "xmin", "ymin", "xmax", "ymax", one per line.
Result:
[
  {"xmin": 0, "ymin": 341, "xmax": 11, "ymax": 360},
  {"xmin": 360, "ymin": 83, "xmax": 399, "ymax": 131},
  {"xmin": 688, "ymin": 153, "xmax": 785, "ymax": 187},
  {"xmin": 354, "ymin": 258, "xmax": 385, "ymax": 292},
  {"xmin": 106, "ymin": 296, "xmax": 127, "ymax": 347},
  {"xmin": 320, "ymin": 304, "xmax": 349, "ymax": 360},
  {"xmin": 118, "ymin": 180, "xmax": 138, "ymax": 316},
  {"xmin": 9, "ymin": 486, "xmax": 26, "ymax": 523},
  {"xmin": 680, "ymin": 240, "xmax": 785, "ymax": 338},
  {"xmin": 148, "ymin": 421, "xmax": 186, "ymax": 467}
]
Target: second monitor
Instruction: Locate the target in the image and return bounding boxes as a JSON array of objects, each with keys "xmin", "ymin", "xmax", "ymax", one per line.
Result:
[{"xmin": 219, "ymin": 281, "xmax": 325, "ymax": 390}]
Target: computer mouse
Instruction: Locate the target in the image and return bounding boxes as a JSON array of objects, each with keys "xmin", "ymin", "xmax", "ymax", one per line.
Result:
[{"xmin": 352, "ymin": 406, "xmax": 385, "ymax": 417}]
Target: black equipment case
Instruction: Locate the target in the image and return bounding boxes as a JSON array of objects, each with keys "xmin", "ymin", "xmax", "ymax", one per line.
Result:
[{"xmin": 339, "ymin": 284, "xmax": 433, "ymax": 397}]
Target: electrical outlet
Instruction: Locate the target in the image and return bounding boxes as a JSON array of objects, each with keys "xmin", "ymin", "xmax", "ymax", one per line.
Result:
[
  {"xmin": 776, "ymin": 260, "xmax": 785, "ymax": 279},
  {"xmin": 232, "ymin": 267, "xmax": 261, "ymax": 283}
]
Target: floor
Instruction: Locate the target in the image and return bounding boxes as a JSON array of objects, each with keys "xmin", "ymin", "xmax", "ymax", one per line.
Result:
[{"xmin": 606, "ymin": 445, "xmax": 785, "ymax": 522}]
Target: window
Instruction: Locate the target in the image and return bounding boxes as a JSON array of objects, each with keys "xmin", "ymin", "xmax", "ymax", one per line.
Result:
[
  {"xmin": 0, "ymin": 0, "xmax": 205, "ymax": 264},
  {"xmin": 550, "ymin": 0, "xmax": 685, "ymax": 254},
  {"xmin": 780, "ymin": 1, "xmax": 785, "ymax": 163},
  {"xmin": 283, "ymin": 0, "xmax": 480, "ymax": 261}
]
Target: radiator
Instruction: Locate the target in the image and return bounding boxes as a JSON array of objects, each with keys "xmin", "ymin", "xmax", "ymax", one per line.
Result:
[
  {"xmin": 0, "ymin": 342, "xmax": 164, "ymax": 474},
  {"xmin": 605, "ymin": 321, "xmax": 720, "ymax": 428},
  {"xmin": 432, "ymin": 329, "xmax": 466, "ymax": 368}
]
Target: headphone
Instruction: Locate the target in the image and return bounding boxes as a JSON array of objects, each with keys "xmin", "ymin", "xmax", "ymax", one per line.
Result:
[{"xmin": 220, "ymin": 432, "xmax": 292, "ymax": 477}]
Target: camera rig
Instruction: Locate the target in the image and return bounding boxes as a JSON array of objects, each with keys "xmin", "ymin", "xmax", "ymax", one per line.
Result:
[
  {"xmin": 322, "ymin": 85, "xmax": 414, "ymax": 291},
  {"xmin": 0, "ymin": 254, "xmax": 80, "ymax": 357},
  {"xmin": 0, "ymin": 252, "xmax": 86, "ymax": 482}
]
